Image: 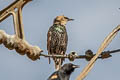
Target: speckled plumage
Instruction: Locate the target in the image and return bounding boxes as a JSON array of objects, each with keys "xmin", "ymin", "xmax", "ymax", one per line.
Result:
[
  {"xmin": 47, "ymin": 24, "xmax": 68, "ymax": 69},
  {"xmin": 47, "ymin": 15, "xmax": 73, "ymax": 70}
]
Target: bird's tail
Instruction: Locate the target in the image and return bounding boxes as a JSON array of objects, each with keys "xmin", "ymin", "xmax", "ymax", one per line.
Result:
[
  {"xmin": 48, "ymin": 58, "xmax": 51, "ymax": 64},
  {"xmin": 54, "ymin": 58, "xmax": 63, "ymax": 70},
  {"xmin": 48, "ymin": 52, "xmax": 51, "ymax": 64}
]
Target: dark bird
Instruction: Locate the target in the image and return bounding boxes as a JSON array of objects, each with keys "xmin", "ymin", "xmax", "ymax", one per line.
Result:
[
  {"xmin": 47, "ymin": 63, "xmax": 79, "ymax": 80},
  {"xmin": 47, "ymin": 15, "xmax": 74, "ymax": 70}
]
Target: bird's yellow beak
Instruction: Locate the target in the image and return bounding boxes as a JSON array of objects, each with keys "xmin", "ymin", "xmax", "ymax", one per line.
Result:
[{"xmin": 72, "ymin": 65, "xmax": 80, "ymax": 68}]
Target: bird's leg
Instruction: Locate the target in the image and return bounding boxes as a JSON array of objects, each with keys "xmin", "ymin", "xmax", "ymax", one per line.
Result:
[{"xmin": 48, "ymin": 52, "xmax": 51, "ymax": 64}]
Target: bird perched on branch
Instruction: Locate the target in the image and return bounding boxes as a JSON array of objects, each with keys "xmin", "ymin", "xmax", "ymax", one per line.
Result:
[
  {"xmin": 47, "ymin": 15, "xmax": 74, "ymax": 70},
  {"xmin": 47, "ymin": 63, "xmax": 79, "ymax": 80}
]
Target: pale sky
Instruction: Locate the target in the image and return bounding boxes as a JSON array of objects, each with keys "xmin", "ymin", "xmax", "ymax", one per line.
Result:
[{"xmin": 0, "ymin": 0, "xmax": 120, "ymax": 80}]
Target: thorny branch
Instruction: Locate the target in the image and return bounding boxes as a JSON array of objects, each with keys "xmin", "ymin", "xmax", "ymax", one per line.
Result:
[
  {"xmin": 0, "ymin": 30, "xmax": 120, "ymax": 61},
  {"xmin": 40, "ymin": 49, "xmax": 120, "ymax": 61}
]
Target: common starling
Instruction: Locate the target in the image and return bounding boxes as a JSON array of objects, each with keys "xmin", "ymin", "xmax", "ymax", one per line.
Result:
[
  {"xmin": 47, "ymin": 63, "xmax": 79, "ymax": 80},
  {"xmin": 47, "ymin": 15, "xmax": 74, "ymax": 70}
]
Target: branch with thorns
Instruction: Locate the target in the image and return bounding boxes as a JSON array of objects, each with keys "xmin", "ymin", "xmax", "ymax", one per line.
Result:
[{"xmin": 0, "ymin": 29, "xmax": 120, "ymax": 62}]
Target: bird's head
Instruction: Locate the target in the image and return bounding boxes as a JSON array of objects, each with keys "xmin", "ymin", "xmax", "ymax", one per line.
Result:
[
  {"xmin": 60, "ymin": 63, "xmax": 79, "ymax": 75},
  {"xmin": 54, "ymin": 15, "xmax": 74, "ymax": 26}
]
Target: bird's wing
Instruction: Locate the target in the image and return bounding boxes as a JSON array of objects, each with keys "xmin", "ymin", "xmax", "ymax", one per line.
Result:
[
  {"xmin": 47, "ymin": 28, "xmax": 52, "ymax": 54},
  {"xmin": 63, "ymin": 30, "xmax": 68, "ymax": 53},
  {"xmin": 47, "ymin": 72, "xmax": 60, "ymax": 80},
  {"xmin": 47, "ymin": 25, "xmax": 68, "ymax": 54}
]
